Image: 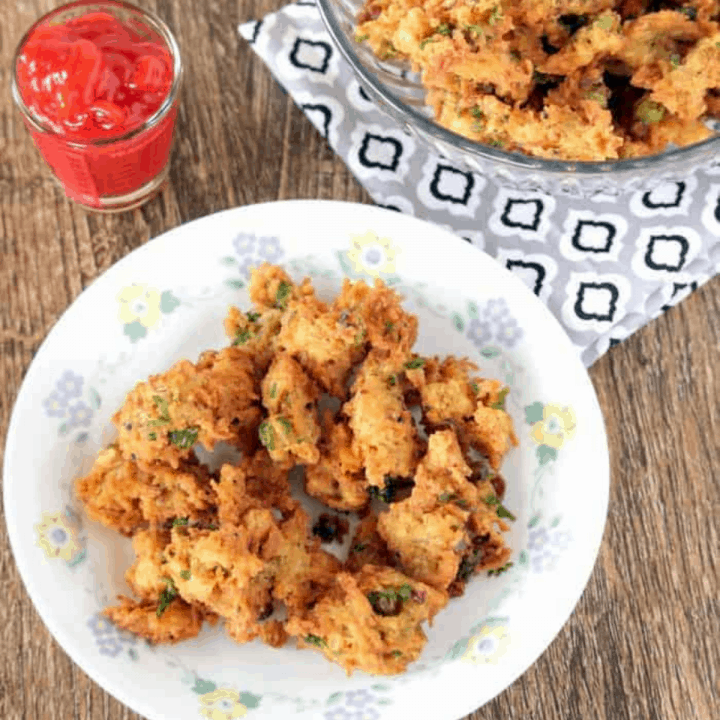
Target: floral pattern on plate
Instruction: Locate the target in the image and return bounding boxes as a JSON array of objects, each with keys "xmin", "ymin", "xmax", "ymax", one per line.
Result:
[{"xmin": 117, "ymin": 284, "xmax": 181, "ymax": 342}]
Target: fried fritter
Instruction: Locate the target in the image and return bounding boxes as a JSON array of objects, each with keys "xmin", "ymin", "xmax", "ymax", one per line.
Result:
[
  {"xmin": 304, "ymin": 411, "xmax": 368, "ymax": 511},
  {"xmin": 224, "ymin": 304, "xmax": 284, "ymax": 374},
  {"xmin": 355, "ymin": 0, "xmax": 720, "ymax": 159},
  {"xmin": 125, "ymin": 527, "xmax": 172, "ymax": 601},
  {"xmin": 286, "ymin": 565, "xmax": 447, "ymax": 675},
  {"xmin": 103, "ymin": 596, "xmax": 205, "ymax": 644},
  {"xmin": 75, "ymin": 445, "xmax": 216, "ymax": 535},
  {"xmin": 377, "ymin": 430, "xmax": 486, "ymax": 591},
  {"xmin": 344, "ymin": 514, "xmax": 396, "ymax": 574},
  {"xmin": 407, "ymin": 356, "xmax": 517, "ymax": 470},
  {"xmin": 162, "ymin": 518, "xmax": 279, "ymax": 645},
  {"xmin": 269, "ymin": 506, "xmax": 342, "ymax": 614},
  {"xmin": 113, "ymin": 347, "xmax": 261, "ymax": 468},
  {"xmin": 343, "ymin": 360, "xmax": 422, "ymax": 488},
  {"xmin": 259, "ymin": 354, "xmax": 321, "ymax": 465}
]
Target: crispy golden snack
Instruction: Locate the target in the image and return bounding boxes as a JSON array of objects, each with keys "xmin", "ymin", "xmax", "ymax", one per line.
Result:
[
  {"xmin": 407, "ymin": 356, "xmax": 517, "ymax": 469},
  {"xmin": 161, "ymin": 517, "xmax": 279, "ymax": 645},
  {"xmin": 103, "ymin": 596, "xmax": 205, "ymax": 644},
  {"xmin": 344, "ymin": 514, "xmax": 396, "ymax": 573},
  {"xmin": 82, "ymin": 265, "xmax": 517, "ymax": 672},
  {"xmin": 286, "ymin": 565, "xmax": 447, "ymax": 675},
  {"xmin": 260, "ymin": 354, "xmax": 321, "ymax": 464},
  {"xmin": 304, "ymin": 410, "xmax": 368, "ymax": 511},
  {"xmin": 333, "ymin": 278, "xmax": 418, "ymax": 368},
  {"xmin": 113, "ymin": 347, "xmax": 261, "ymax": 468},
  {"xmin": 355, "ymin": 0, "xmax": 720, "ymax": 159},
  {"xmin": 125, "ymin": 528, "xmax": 172, "ymax": 601},
  {"xmin": 269, "ymin": 506, "xmax": 342, "ymax": 614},
  {"xmin": 344, "ymin": 360, "xmax": 422, "ymax": 488},
  {"xmin": 75, "ymin": 445, "xmax": 216, "ymax": 536},
  {"xmin": 224, "ymin": 304, "xmax": 284, "ymax": 374}
]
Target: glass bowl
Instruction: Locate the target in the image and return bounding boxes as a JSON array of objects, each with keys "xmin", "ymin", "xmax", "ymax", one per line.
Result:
[{"xmin": 317, "ymin": 0, "xmax": 720, "ymax": 198}]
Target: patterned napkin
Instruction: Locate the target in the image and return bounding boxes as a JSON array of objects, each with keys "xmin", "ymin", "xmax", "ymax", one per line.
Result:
[{"xmin": 239, "ymin": 1, "xmax": 720, "ymax": 366}]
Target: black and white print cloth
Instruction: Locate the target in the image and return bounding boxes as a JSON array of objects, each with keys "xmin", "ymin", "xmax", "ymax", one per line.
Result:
[{"xmin": 240, "ymin": 2, "xmax": 720, "ymax": 366}]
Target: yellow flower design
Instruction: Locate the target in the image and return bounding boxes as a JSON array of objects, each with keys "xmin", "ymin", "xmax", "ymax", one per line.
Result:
[
  {"xmin": 35, "ymin": 511, "xmax": 81, "ymax": 562},
  {"xmin": 530, "ymin": 404, "xmax": 577, "ymax": 449},
  {"xmin": 198, "ymin": 689, "xmax": 247, "ymax": 720},
  {"xmin": 462, "ymin": 625, "xmax": 510, "ymax": 665},
  {"xmin": 117, "ymin": 285, "xmax": 161, "ymax": 328},
  {"xmin": 347, "ymin": 231, "xmax": 398, "ymax": 277}
]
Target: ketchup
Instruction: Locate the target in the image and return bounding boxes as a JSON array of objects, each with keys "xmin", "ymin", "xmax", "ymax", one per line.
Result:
[{"xmin": 13, "ymin": 1, "xmax": 181, "ymax": 211}]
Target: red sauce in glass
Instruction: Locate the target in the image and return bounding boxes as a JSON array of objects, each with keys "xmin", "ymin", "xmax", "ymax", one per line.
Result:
[
  {"xmin": 17, "ymin": 11, "xmax": 172, "ymax": 140},
  {"xmin": 14, "ymin": 5, "xmax": 178, "ymax": 209}
]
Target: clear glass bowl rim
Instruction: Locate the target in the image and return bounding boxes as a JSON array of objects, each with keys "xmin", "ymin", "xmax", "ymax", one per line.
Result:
[
  {"xmin": 317, "ymin": 0, "xmax": 720, "ymax": 178},
  {"xmin": 11, "ymin": 0, "xmax": 183, "ymax": 148}
]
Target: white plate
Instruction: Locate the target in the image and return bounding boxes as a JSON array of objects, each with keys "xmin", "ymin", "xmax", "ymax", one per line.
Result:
[{"xmin": 4, "ymin": 200, "xmax": 608, "ymax": 720}]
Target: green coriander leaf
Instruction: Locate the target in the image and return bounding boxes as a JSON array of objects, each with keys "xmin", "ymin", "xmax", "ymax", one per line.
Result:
[
  {"xmin": 179, "ymin": 570, "xmax": 191, "ymax": 580},
  {"xmin": 152, "ymin": 395, "xmax": 170, "ymax": 421},
  {"xmin": 484, "ymin": 494, "xmax": 500, "ymax": 506},
  {"xmin": 172, "ymin": 517, "xmax": 189, "ymax": 527},
  {"xmin": 388, "ymin": 375, "xmax": 397, "ymax": 386},
  {"xmin": 637, "ymin": 99, "xmax": 665, "ymax": 123},
  {"xmin": 595, "ymin": 15, "xmax": 614, "ymax": 30},
  {"xmin": 259, "ymin": 421, "xmax": 275, "ymax": 451},
  {"xmin": 305, "ymin": 634, "xmax": 326, "ymax": 648},
  {"xmin": 471, "ymin": 382, "xmax": 479, "ymax": 393},
  {"xmin": 491, "ymin": 387, "xmax": 510, "ymax": 410},
  {"xmin": 488, "ymin": 561, "xmax": 514, "ymax": 576},
  {"xmin": 405, "ymin": 357, "xmax": 425, "ymax": 369},
  {"xmin": 398, "ymin": 583, "xmax": 413, "ymax": 601},
  {"xmin": 168, "ymin": 427, "xmax": 199, "ymax": 449},
  {"xmin": 470, "ymin": 107, "xmax": 484, "ymax": 120},
  {"xmin": 148, "ymin": 431, "xmax": 157, "ymax": 441},
  {"xmin": 669, "ymin": 53, "xmax": 681, "ymax": 68},
  {"xmin": 156, "ymin": 577, "xmax": 178, "ymax": 617},
  {"xmin": 420, "ymin": 36, "xmax": 438, "ymax": 50},
  {"xmin": 269, "ymin": 383, "xmax": 278, "ymax": 399},
  {"xmin": 497, "ymin": 503, "xmax": 516, "ymax": 521},
  {"xmin": 246, "ymin": 311, "xmax": 260, "ymax": 322},
  {"xmin": 277, "ymin": 417, "xmax": 293, "ymax": 435},
  {"xmin": 391, "ymin": 650, "xmax": 403, "ymax": 657},
  {"xmin": 275, "ymin": 281, "xmax": 292, "ymax": 308},
  {"xmin": 488, "ymin": 6, "xmax": 502, "ymax": 25},
  {"xmin": 488, "ymin": 138, "xmax": 505, "ymax": 148},
  {"xmin": 233, "ymin": 328, "xmax": 253, "ymax": 346},
  {"xmin": 436, "ymin": 23, "xmax": 452, "ymax": 35},
  {"xmin": 352, "ymin": 543, "xmax": 367, "ymax": 552},
  {"xmin": 679, "ymin": 7, "xmax": 697, "ymax": 20},
  {"xmin": 355, "ymin": 33, "xmax": 370, "ymax": 42},
  {"xmin": 438, "ymin": 492, "xmax": 452, "ymax": 503},
  {"xmin": 385, "ymin": 321, "xmax": 395, "ymax": 330}
]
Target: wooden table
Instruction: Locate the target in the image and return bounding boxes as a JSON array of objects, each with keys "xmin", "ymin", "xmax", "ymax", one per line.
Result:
[{"xmin": 1, "ymin": 2, "xmax": 718, "ymax": 719}]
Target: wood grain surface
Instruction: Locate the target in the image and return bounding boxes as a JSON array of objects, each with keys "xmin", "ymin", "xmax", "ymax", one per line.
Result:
[{"xmin": 1, "ymin": 2, "xmax": 718, "ymax": 719}]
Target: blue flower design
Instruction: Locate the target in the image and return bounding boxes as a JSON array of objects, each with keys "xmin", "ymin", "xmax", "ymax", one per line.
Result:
[
  {"xmin": 257, "ymin": 235, "xmax": 283, "ymax": 262},
  {"xmin": 484, "ymin": 298, "xmax": 511, "ymax": 321},
  {"xmin": 43, "ymin": 391, "xmax": 68, "ymax": 418},
  {"xmin": 67, "ymin": 401, "xmax": 93, "ymax": 428},
  {"xmin": 345, "ymin": 690, "xmax": 375, "ymax": 708},
  {"xmin": 55, "ymin": 370, "xmax": 83, "ymax": 400},
  {"xmin": 467, "ymin": 318, "xmax": 493, "ymax": 348},
  {"xmin": 88, "ymin": 614, "xmax": 136, "ymax": 657},
  {"xmin": 88, "ymin": 614, "xmax": 115, "ymax": 638},
  {"xmin": 494, "ymin": 317, "xmax": 523, "ymax": 348},
  {"xmin": 528, "ymin": 527, "xmax": 549, "ymax": 553},
  {"xmin": 233, "ymin": 232, "xmax": 256, "ymax": 256},
  {"xmin": 325, "ymin": 710, "xmax": 380, "ymax": 720}
]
